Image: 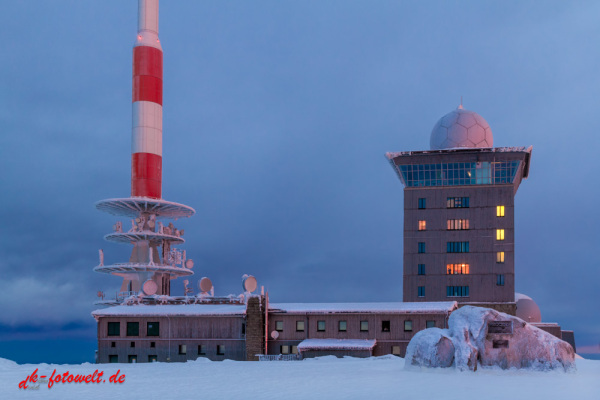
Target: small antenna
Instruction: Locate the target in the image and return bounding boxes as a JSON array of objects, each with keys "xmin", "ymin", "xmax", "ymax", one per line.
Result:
[{"xmin": 458, "ymin": 96, "xmax": 463, "ymax": 109}]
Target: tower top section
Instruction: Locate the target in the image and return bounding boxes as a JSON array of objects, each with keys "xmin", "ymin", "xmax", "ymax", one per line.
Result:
[{"xmin": 430, "ymin": 106, "xmax": 493, "ymax": 150}]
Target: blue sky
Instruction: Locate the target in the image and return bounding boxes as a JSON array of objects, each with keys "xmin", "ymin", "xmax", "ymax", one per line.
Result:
[{"xmin": 0, "ymin": 0, "xmax": 599, "ymax": 363}]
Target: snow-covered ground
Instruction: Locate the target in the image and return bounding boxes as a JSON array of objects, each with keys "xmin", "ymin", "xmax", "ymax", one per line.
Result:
[{"xmin": 2, "ymin": 356, "xmax": 599, "ymax": 400}]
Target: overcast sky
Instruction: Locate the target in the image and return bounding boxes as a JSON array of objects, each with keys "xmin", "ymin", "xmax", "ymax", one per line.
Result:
[{"xmin": 1, "ymin": 0, "xmax": 599, "ymax": 363}]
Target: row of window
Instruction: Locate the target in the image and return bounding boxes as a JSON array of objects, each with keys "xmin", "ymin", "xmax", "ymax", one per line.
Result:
[
  {"xmin": 178, "ymin": 344, "xmax": 225, "ymax": 356},
  {"xmin": 447, "ymin": 286, "xmax": 470, "ymax": 297},
  {"xmin": 399, "ymin": 161, "xmax": 520, "ymax": 187},
  {"xmin": 418, "ymin": 199, "xmax": 507, "ymax": 218},
  {"xmin": 279, "ymin": 345, "xmax": 407, "ymax": 356},
  {"xmin": 418, "ymin": 259, "xmax": 506, "ymax": 276},
  {"xmin": 108, "ymin": 322, "xmax": 159, "ymax": 337},
  {"xmin": 417, "ymin": 219, "xmax": 471, "ymax": 231},
  {"xmin": 275, "ymin": 320, "xmax": 431, "ymax": 333},
  {"xmin": 447, "ymin": 242, "xmax": 469, "ymax": 253}
]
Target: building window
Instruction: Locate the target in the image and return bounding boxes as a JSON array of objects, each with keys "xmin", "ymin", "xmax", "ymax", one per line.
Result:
[
  {"xmin": 126, "ymin": 322, "xmax": 139, "ymax": 336},
  {"xmin": 291, "ymin": 346, "xmax": 298, "ymax": 354},
  {"xmin": 399, "ymin": 162, "xmax": 519, "ymax": 187},
  {"xmin": 241, "ymin": 323, "xmax": 246, "ymax": 335},
  {"xmin": 497, "ymin": 274, "xmax": 505, "ymax": 286},
  {"xmin": 296, "ymin": 321, "xmax": 305, "ymax": 332},
  {"xmin": 497, "ymin": 205, "xmax": 505, "ymax": 217},
  {"xmin": 417, "ymin": 286, "xmax": 425, "ymax": 297},
  {"xmin": 404, "ymin": 320, "xmax": 413, "ymax": 332},
  {"xmin": 108, "ymin": 355, "xmax": 118, "ymax": 363},
  {"xmin": 217, "ymin": 345, "xmax": 225, "ymax": 355},
  {"xmin": 418, "ymin": 242, "xmax": 426, "ymax": 253},
  {"xmin": 418, "ymin": 264, "xmax": 425, "ymax": 275},
  {"xmin": 447, "ymin": 242, "xmax": 469, "ymax": 253},
  {"xmin": 392, "ymin": 346, "xmax": 401, "ymax": 356},
  {"xmin": 446, "ymin": 286, "xmax": 470, "ymax": 297},
  {"xmin": 446, "ymin": 263, "xmax": 470, "ymax": 274},
  {"xmin": 426, "ymin": 320, "xmax": 435, "ymax": 328},
  {"xmin": 128, "ymin": 355, "xmax": 137, "ymax": 363},
  {"xmin": 418, "ymin": 198, "xmax": 426, "ymax": 209},
  {"xmin": 111, "ymin": 342, "xmax": 116, "ymax": 348},
  {"xmin": 147, "ymin": 322, "xmax": 159, "ymax": 337},
  {"xmin": 148, "ymin": 355, "xmax": 157, "ymax": 362},
  {"xmin": 497, "ymin": 251, "xmax": 505, "ymax": 263},
  {"xmin": 382, "ymin": 321, "xmax": 390, "ymax": 332},
  {"xmin": 339, "ymin": 321, "xmax": 347, "ymax": 332},
  {"xmin": 317, "ymin": 320, "xmax": 326, "ymax": 332},
  {"xmin": 281, "ymin": 345, "xmax": 290, "ymax": 354},
  {"xmin": 275, "ymin": 321, "xmax": 283, "ymax": 332},
  {"xmin": 198, "ymin": 345, "xmax": 206, "ymax": 355},
  {"xmin": 178, "ymin": 344, "xmax": 186, "ymax": 355},
  {"xmin": 447, "ymin": 197, "xmax": 470, "ymax": 208},
  {"xmin": 360, "ymin": 321, "xmax": 369, "ymax": 332},
  {"xmin": 130, "ymin": 341, "xmax": 135, "ymax": 348},
  {"xmin": 447, "ymin": 219, "xmax": 469, "ymax": 230},
  {"xmin": 107, "ymin": 322, "xmax": 120, "ymax": 336},
  {"xmin": 150, "ymin": 342, "xmax": 155, "ymax": 348},
  {"xmin": 418, "ymin": 220, "xmax": 426, "ymax": 231},
  {"xmin": 496, "ymin": 229, "xmax": 505, "ymax": 241}
]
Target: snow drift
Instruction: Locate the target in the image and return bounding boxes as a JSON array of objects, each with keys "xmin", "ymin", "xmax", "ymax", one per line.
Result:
[{"xmin": 405, "ymin": 306, "xmax": 575, "ymax": 372}]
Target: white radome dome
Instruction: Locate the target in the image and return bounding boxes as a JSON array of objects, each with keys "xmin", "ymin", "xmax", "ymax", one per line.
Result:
[
  {"xmin": 515, "ymin": 293, "xmax": 542, "ymax": 323},
  {"xmin": 430, "ymin": 105, "xmax": 493, "ymax": 150}
]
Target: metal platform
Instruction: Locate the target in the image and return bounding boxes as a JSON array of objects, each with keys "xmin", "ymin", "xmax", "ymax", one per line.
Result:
[
  {"xmin": 94, "ymin": 263, "xmax": 193, "ymax": 277},
  {"xmin": 96, "ymin": 197, "xmax": 195, "ymax": 219},
  {"xmin": 104, "ymin": 231, "xmax": 185, "ymax": 244}
]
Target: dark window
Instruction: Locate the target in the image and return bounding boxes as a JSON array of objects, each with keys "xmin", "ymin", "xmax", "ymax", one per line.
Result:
[
  {"xmin": 128, "ymin": 355, "xmax": 137, "ymax": 363},
  {"xmin": 404, "ymin": 320, "xmax": 413, "ymax": 332},
  {"xmin": 111, "ymin": 342, "xmax": 116, "ymax": 348},
  {"xmin": 241, "ymin": 323, "xmax": 246, "ymax": 335},
  {"xmin": 217, "ymin": 345, "xmax": 225, "ymax": 355},
  {"xmin": 418, "ymin": 286, "xmax": 425, "ymax": 297},
  {"xmin": 418, "ymin": 198, "xmax": 426, "ymax": 209},
  {"xmin": 418, "ymin": 242, "xmax": 426, "ymax": 253},
  {"xmin": 317, "ymin": 320, "xmax": 326, "ymax": 332},
  {"xmin": 447, "ymin": 197, "xmax": 470, "ymax": 208},
  {"xmin": 179, "ymin": 344, "xmax": 186, "ymax": 355},
  {"xmin": 360, "ymin": 321, "xmax": 369, "ymax": 332},
  {"xmin": 426, "ymin": 320, "xmax": 435, "ymax": 328},
  {"xmin": 446, "ymin": 242, "xmax": 469, "ymax": 253},
  {"xmin": 446, "ymin": 286, "xmax": 470, "ymax": 297},
  {"xmin": 147, "ymin": 322, "xmax": 159, "ymax": 337},
  {"xmin": 126, "ymin": 322, "xmax": 139, "ymax": 336},
  {"xmin": 296, "ymin": 321, "xmax": 305, "ymax": 332},
  {"xmin": 148, "ymin": 355, "xmax": 157, "ymax": 362},
  {"xmin": 339, "ymin": 321, "xmax": 347, "ymax": 332},
  {"xmin": 130, "ymin": 341, "xmax": 135, "ymax": 348},
  {"xmin": 198, "ymin": 345, "xmax": 206, "ymax": 355},
  {"xmin": 107, "ymin": 322, "xmax": 120, "ymax": 336},
  {"xmin": 150, "ymin": 342, "xmax": 155, "ymax": 348},
  {"xmin": 108, "ymin": 355, "xmax": 118, "ymax": 363},
  {"xmin": 497, "ymin": 274, "xmax": 505, "ymax": 286},
  {"xmin": 418, "ymin": 264, "xmax": 425, "ymax": 275},
  {"xmin": 275, "ymin": 321, "xmax": 283, "ymax": 332},
  {"xmin": 382, "ymin": 321, "xmax": 391, "ymax": 332}
]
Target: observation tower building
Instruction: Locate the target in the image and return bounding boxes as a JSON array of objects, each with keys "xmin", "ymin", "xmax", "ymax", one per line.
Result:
[
  {"xmin": 94, "ymin": 0, "xmax": 195, "ymax": 305},
  {"xmin": 386, "ymin": 105, "xmax": 532, "ymax": 314}
]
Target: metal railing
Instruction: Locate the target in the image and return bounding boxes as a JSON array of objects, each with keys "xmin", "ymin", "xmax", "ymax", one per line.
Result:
[{"xmin": 257, "ymin": 354, "xmax": 301, "ymax": 361}]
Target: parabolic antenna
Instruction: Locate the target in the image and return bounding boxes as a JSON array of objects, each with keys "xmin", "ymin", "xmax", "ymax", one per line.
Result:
[
  {"xmin": 271, "ymin": 330, "xmax": 279, "ymax": 340},
  {"xmin": 242, "ymin": 275, "xmax": 257, "ymax": 293},
  {"xmin": 199, "ymin": 277, "xmax": 213, "ymax": 293},
  {"xmin": 142, "ymin": 279, "xmax": 158, "ymax": 295},
  {"xmin": 185, "ymin": 259, "xmax": 194, "ymax": 269}
]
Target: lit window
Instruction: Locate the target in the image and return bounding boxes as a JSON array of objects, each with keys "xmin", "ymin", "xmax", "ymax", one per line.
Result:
[
  {"xmin": 418, "ymin": 220, "xmax": 426, "ymax": 231},
  {"xmin": 317, "ymin": 320, "xmax": 326, "ymax": 332},
  {"xmin": 281, "ymin": 345, "xmax": 290, "ymax": 354},
  {"xmin": 418, "ymin": 286, "xmax": 425, "ymax": 297},
  {"xmin": 275, "ymin": 321, "xmax": 283, "ymax": 332},
  {"xmin": 291, "ymin": 346, "xmax": 298, "ymax": 354},
  {"xmin": 339, "ymin": 321, "xmax": 347, "ymax": 332},
  {"xmin": 418, "ymin": 264, "xmax": 425, "ymax": 275},
  {"xmin": 128, "ymin": 355, "xmax": 137, "ymax": 363},
  {"xmin": 426, "ymin": 320, "xmax": 435, "ymax": 328},
  {"xmin": 497, "ymin": 251, "xmax": 505, "ymax": 263},
  {"xmin": 418, "ymin": 198, "xmax": 426, "ymax": 209},
  {"xmin": 382, "ymin": 321, "xmax": 390, "ymax": 332},
  {"xmin": 147, "ymin": 322, "xmax": 159, "ymax": 337},
  {"xmin": 497, "ymin": 275, "xmax": 505, "ymax": 286},
  {"xmin": 496, "ymin": 229, "xmax": 505, "ymax": 241},
  {"xmin": 126, "ymin": 322, "xmax": 139, "ymax": 336},
  {"xmin": 217, "ymin": 345, "xmax": 225, "ymax": 355},
  {"xmin": 178, "ymin": 344, "xmax": 186, "ymax": 355},
  {"xmin": 447, "ymin": 197, "xmax": 470, "ymax": 208},
  {"xmin": 418, "ymin": 242, "xmax": 426, "ymax": 253},
  {"xmin": 392, "ymin": 346, "xmax": 401, "ymax": 356},
  {"xmin": 446, "ymin": 263, "xmax": 470, "ymax": 274},
  {"xmin": 296, "ymin": 321, "xmax": 305, "ymax": 332},
  {"xmin": 447, "ymin": 219, "xmax": 469, "ymax": 230},
  {"xmin": 360, "ymin": 321, "xmax": 369, "ymax": 332},
  {"xmin": 107, "ymin": 322, "xmax": 120, "ymax": 336},
  {"xmin": 404, "ymin": 320, "xmax": 413, "ymax": 332},
  {"xmin": 497, "ymin": 205, "xmax": 505, "ymax": 217}
]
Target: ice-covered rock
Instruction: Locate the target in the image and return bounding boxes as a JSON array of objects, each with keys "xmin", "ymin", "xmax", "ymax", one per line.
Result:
[
  {"xmin": 405, "ymin": 328, "xmax": 455, "ymax": 368},
  {"xmin": 404, "ymin": 306, "xmax": 575, "ymax": 372}
]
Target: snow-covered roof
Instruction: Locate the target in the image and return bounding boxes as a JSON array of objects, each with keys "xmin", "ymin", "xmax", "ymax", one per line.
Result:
[
  {"xmin": 298, "ymin": 339, "xmax": 377, "ymax": 351},
  {"xmin": 92, "ymin": 304, "xmax": 246, "ymax": 317},
  {"xmin": 268, "ymin": 302, "xmax": 457, "ymax": 314}
]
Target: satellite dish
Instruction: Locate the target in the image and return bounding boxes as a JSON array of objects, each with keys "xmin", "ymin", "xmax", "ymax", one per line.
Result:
[
  {"xmin": 142, "ymin": 280, "xmax": 158, "ymax": 295},
  {"xmin": 199, "ymin": 277, "xmax": 213, "ymax": 293},
  {"xmin": 242, "ymin": 275, "xmax": 257, "ymax": 293},
  {"xmin": 271, "ymin": 331, "xmax": 279, "ymax": 340},
  {"xmin": 185, "ymin": 259, "xmax": 194, "ymax": 269}
]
